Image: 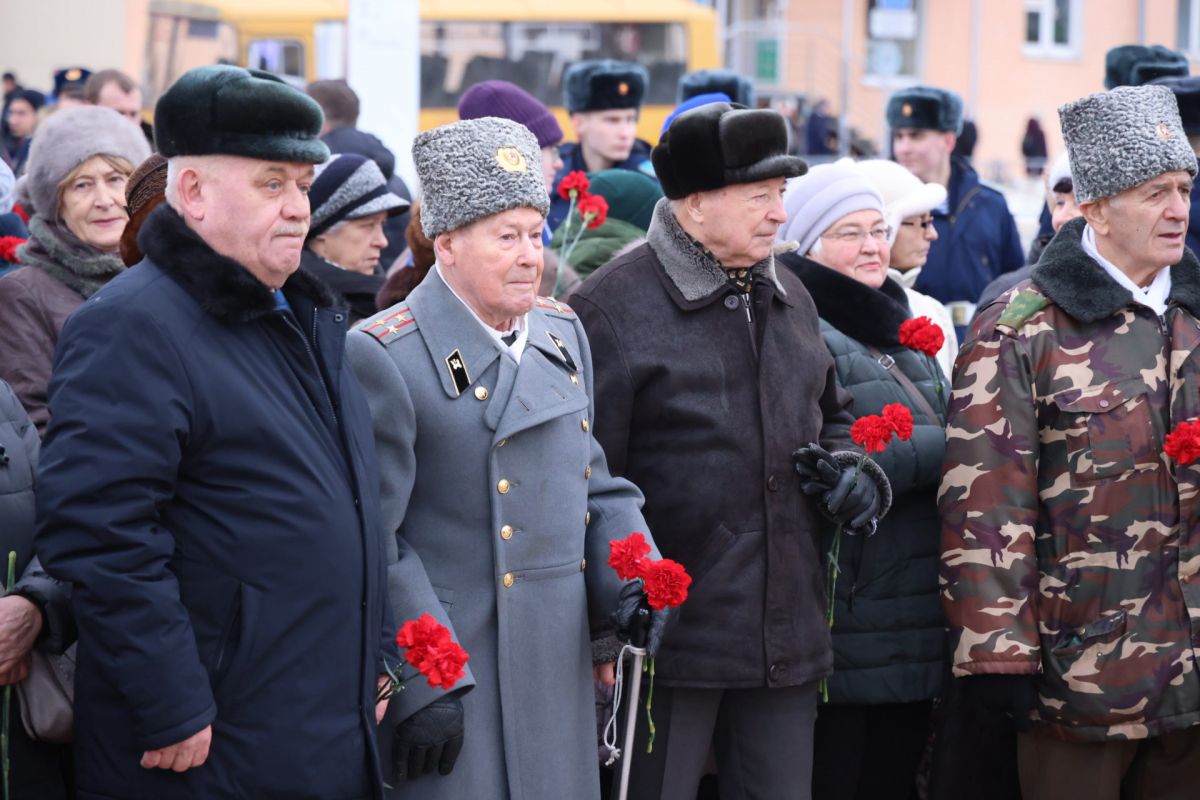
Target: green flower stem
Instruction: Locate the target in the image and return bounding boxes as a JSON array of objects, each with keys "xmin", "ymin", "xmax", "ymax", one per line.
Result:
[
  {"xmin": 644, "ymin": 656, "xmax": 657, "ymax": 754},
  {"xmin": 820, "ymin": 458, "xmax": 863, "ymax": 704}
]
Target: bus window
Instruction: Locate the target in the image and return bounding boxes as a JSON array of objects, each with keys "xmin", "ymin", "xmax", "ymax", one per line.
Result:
[
  {"xmin": 419, "ymin": 21, "xmax": 687, "ymax": 109},
  {"xmin": 248, "ymin": 39, "xmax": 306, "ymax": 84}
]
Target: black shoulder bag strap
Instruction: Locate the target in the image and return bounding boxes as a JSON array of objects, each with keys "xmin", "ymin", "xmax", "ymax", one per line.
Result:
[{"xmin": 864, "ymin": 345, "xmax": 942, "ymax": 424}]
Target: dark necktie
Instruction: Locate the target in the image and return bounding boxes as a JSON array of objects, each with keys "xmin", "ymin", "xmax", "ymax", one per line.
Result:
[{"xmin": 501, "ymin": 331, "xmax": 518, "ymax": 346}]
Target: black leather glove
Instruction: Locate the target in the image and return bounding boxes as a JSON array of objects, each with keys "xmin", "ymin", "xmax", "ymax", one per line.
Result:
[
  {"xmin": 794, "ymin": 445, "xmax": 880, "ymax": 530},
  {"xmin": 611, "ymin": 581, "xmax": 673, "ymax": 658},
  {"xmin": 959, "ymin": 675, "xmax": 1037, "ymax": 731},
  {"xmin": 393, "ymin": 695, "xmax": 465, "ymax": 780}
]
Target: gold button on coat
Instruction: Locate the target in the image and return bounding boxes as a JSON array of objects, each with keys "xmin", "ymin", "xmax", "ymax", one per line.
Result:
[
  {"xmin": 475, "ymin": 386, "xmax": 489, "ymax": 400},
  {"xmin": 503, "ymin": 572, "xmax": 514, "ymax": 588},
  {"xmin": 581, "ymin": 418, "xmax": 590, "ymax": 432},
  {"xmin": 498, "ymin": 479, "xmax": 510, "ymax": 494},
  {"xmin": 584, "ymin": 466, "xmax": 592, "ymax": 479},
  {"xmin": 500, "ymin": 525, "xmax": 513, "ymax": 540},
  {"xmin": 585, "ymin": 511, "xmax": 591, "ymax": 525}
]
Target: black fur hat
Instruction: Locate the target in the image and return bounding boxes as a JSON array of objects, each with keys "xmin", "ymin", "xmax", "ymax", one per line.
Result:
[
  {"xmin": 1104, "ymin": 45, "xmax": 1188, "ymax": 90},
  {"xmin": 563, "ymin": 60, "xmax": 648, "ymax": 114},
  {"xmin": 651, "ymin": 102, "xmax": 807, "ymax": 200},
  {"xmin": 1152, "ymin": 75, "xmax": 1200, "ymax": 135},
  {"xmin": 679, "ymin": 69, "xmax": 756, "ymax": 107},
  {"xmin": 886, "ymin": 86, "xmax": 964, "ymax": 134},
  {"xmin": 155, "ymin": 65, "xmax": 329, "ymax": 163}
]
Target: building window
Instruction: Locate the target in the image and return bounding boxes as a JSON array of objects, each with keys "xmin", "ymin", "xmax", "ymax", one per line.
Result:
[
  {"xmin": 1180, "ymin": 0, "xmax": 1200, "ymax": 56},
  {"xmin": 1024, "ymin": 0, "xmax": 1081, "ymax": 58},
  {"xmin": 865, "ymin": 0, "xmax": 923, "ymax": 81}
]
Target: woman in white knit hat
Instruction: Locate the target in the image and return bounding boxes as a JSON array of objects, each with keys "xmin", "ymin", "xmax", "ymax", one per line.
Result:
[{"xmin": 853, "ymin": 158, "xmax": 958, "ymax": 378}]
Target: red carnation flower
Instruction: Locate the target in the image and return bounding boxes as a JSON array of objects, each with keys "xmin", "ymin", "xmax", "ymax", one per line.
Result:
[
  {"xmin": 577, "ymin": 193, "xmax": 609, "ymax": 229},
  {"xmin": 899, "ymin": 316, "xmax": 945, "ymax": 358},
  {"xmin": 1165, "ymin": 420, "xmax": 1200, "ymax": 466},
  {"xmin": 396, "ymin": 613, "xmax": 469, "ymax": 690},
  {"xmin": 608, "ymin": 532, "xmax": 651, "ymax": 581},
  {"xmin": 557, "ymin": 171, "xmax": 590, "ymax": 202},
  {"xmin": 850, "ymin": 414, "xmax": 894, "ymax": 454},
  {"xmin": 641, "ymin": 558, "xmax": 692, "ymax": 611},
  {"xmin": 882, "ymin": 403, "xmax": 914, "ymax": 441},
  {"xmin": 0, "ymin": 236, "xmax": 24, "ymax": 264},
  {"xmin": 11, "ymin": 204, "xmax": 28, "ymax": 224}
]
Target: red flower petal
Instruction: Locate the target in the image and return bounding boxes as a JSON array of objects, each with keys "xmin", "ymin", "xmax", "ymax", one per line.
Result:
[
  {"xmin": 850, "ymin": 415, "xmax": 894, "ymax": 454},
  {"xmin": 557, "ymin": 170, "xmax": 590, "ymax": 202},
  {"xmin": 608, "ymin": 532, "xmax": 651, "ymax": 581},
  {"xmin": 641, "ymin": 558, "xmax": 691, "ymax": 610},
  {"xmin": 1165, "ymin": 420, "xmax": 1200, "ymax": 466},
  {"xmin": 882, "ymin": 403, "xmax": 914, "ymax": 441},
  {"xmin": 899, "ymin": 316, "xmax": 945, "ymax": 357}
]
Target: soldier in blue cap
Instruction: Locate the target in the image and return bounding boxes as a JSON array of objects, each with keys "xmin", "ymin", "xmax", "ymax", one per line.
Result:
[
  {"xmin": 50, "ymin": 67, "xmax": 91, "ymax": 109},
  {"xmin": 888, "ymin": 86, "xmax": 1024, "ymax": 338},
  {"xmin": 548, "ymin": 59, "xmax": 657, "ymax": 232}
]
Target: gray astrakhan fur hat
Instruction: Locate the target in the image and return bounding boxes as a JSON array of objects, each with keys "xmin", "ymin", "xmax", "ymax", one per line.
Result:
[
  {"xmin": 413, "ymin": 116, "xmax": 550, "ymax": 238},
  {"xmin": 1059, "ymin": 85, "xmax": 1197, "ymax": 204}
]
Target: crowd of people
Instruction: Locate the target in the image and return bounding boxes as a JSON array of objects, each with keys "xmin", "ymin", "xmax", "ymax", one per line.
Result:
[{"xmin": 0, "ymin": 39, "xmax": 1199, "ymax": 800}]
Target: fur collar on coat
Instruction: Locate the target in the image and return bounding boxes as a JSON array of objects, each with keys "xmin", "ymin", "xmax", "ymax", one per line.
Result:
[
  {"xmin": 138, "ymin": 204, "xmax": 338, "ymax": 322},
  {"xmin": 780, "ymin": 252, "xmax": 911, "ymax": 348},
  {"xmin": 644, "ymin": 197, "xmax": 785, "ymax": 302},
  {"xmin": 1032, "ymin": 217, "xmax": 1200, "ymax": 322}
]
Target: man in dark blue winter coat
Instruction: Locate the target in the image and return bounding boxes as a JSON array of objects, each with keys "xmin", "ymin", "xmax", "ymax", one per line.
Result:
[
  {"xmin": 35, "ymin": 65, "xmax": 397, "ymax": 800},
  {"xmin": 889, "ymin": 86, "xmax": 1024, "ymax": 338},
  {"xmin": 548, "ymin": 60, "xmax": 658, "ymax": 233}
]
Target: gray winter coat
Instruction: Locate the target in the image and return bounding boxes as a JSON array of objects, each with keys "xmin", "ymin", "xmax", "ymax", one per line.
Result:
[{"xmin": 346, "ymin": 269, "xmax": 650, "ymax": 800}]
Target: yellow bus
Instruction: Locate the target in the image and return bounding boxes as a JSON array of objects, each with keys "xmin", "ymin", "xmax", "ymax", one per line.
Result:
[{"xmin": 146, "ymin": 0, "xmax": 720, "ymax": 143}]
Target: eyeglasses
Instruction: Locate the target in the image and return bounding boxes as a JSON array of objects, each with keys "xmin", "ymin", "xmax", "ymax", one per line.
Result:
[
  {"xmin": 900, "ymin": 218, "xmax": 936, "ymax": 230},
  {"xmin": 821, "ymin": 226, "xmax": 892, "ymax": 245}
]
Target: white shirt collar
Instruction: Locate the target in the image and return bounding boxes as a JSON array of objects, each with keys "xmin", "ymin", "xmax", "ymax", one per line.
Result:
[
  {"xmin": 1081, "ymin": 224, "xmax": 1172, "ymax": 317},
  {"xmin": 887, "ymin": 266, "xmax": 921, "ymax": 290},
  {"xmin": 435, "ymin": 264, "xmax": 529, "ymax": 362}
]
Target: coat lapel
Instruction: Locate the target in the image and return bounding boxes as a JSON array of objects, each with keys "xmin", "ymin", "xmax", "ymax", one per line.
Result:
[
  {"xmin": 407, "ymin": 270, "xmax": 503, "ymax": 399},
  {"xmin": 493, "ymin": 312, "xmax": 588, "ymax": 443}
]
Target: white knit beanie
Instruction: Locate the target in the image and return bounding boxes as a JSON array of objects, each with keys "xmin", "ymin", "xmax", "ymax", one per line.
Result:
[
  {"xmin": 778, "ymin": 158, "xmax": 884, "ymax": 256},
  {"xmin": 852, "ymin": 159, "xmax": 946, "ymax": 245}
]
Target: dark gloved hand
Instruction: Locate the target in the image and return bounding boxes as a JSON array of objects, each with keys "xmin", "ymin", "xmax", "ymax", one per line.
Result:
[
  {"xmin": 393, "ymin": 695, "xmax": 464, "ymax": 780},
  {"xmin": 959, "ymin": 675, "xmax": 1037, "ymax": 731},
  {"xmin": 611, "ymin": 581, "xmax": 673, "ymax": 658},
  {"xmin": 794, "ymin": 444, "xmax": 880, "ymax": 530}
]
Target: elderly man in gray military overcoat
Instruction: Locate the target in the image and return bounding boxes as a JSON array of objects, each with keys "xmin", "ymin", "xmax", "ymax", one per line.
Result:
[{"xmin": 346, "ymin": 116, "xmax": 668, "ymax": 800}]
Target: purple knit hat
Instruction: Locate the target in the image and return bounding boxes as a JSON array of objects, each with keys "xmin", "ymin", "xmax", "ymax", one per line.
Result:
[{"xmin": 458, "ymin": 80, "xmax": 563, "ymax": 149}]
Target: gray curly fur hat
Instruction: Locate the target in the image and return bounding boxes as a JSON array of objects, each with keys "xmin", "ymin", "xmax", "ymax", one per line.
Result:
[
  {"xmin": 1059, "ymin": 85, "xmax": 1197, "ymax": 204},
  {"xmin": 413, "ymin": 116, "xmax": 549, "ymax": 238},
  {"xmin": 23, "ymin": 105, "xmax": 152, "ymax": 218}
]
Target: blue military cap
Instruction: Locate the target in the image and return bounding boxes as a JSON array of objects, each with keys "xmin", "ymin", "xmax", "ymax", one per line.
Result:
[
  {"xmin": 678, "ymin": 69, "xmax": 756, "ymax": 107},
  {"xmin": 52, "ymin": 66, "xmax": 91, "ymax": 101},
  {"xmin": 1105, "ymin": 44, "xmax": 1188, "ymax": 90},
  {"xmin": 563, "ymin": 60, "xmax": 648, "ymax": 114},
  {"xmin": 886, "ymin": 86, "xmax": 964, "ymax": 135}
]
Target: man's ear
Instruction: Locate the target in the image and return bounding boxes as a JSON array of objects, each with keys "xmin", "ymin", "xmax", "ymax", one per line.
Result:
[
  {"xmin": 1079, "ymin": 198, "xmax": 1108, "ymax": 237},
  {"xmin": 683, "ymin": 191, "xmax": 706, "ymax": 225},
  {"xmin": 174, "ymin": 166, "xmax": 206, "ymax": 223},
  {"xmin": 434, "ymin": 231, "xmax": 455, "ymax": 267}
]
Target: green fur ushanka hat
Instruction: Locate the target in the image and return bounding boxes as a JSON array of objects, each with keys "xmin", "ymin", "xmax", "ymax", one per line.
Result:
[{"xmin": 154, "ymin": 65, "xmax": 330, "ymax": 163}]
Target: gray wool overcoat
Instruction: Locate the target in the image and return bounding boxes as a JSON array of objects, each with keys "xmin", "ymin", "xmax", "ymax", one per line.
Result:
[{"xmin": 346, "ymin": 269, "xmax": 651, "ymax": 800}]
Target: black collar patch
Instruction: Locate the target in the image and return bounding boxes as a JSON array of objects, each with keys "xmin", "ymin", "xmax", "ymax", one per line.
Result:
[
  {"xmin": 546, "ymin": 332, "xmax": 578, "ymax": 372},
  {"xmin": 445, "ymin": 349, "xmax": 471, "ymax": 396}
]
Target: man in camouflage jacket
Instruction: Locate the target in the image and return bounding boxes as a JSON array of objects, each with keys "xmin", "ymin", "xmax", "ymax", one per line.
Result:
[{"xmin": 940, "ymin": 85, "xmax": 1200, "ymax": 797}]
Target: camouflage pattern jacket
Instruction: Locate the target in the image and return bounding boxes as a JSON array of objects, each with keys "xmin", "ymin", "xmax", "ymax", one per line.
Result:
[{"xmin": 940, "ymin": 217, "xmax": 1200, "ymax": 742}]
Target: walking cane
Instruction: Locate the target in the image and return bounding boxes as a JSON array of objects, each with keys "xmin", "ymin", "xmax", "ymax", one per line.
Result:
[{"xmin": 611, "ymin": 604, "xmax": 651, "ymax": 800}]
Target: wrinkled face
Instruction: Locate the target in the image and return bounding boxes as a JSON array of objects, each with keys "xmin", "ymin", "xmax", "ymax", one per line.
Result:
[
  {"xmin": 190, "ymin": 157, "xmax": 314, "ymax": 289},
  {"xmin": 890, "ymin": 213, "xmax": 937, "ymax": 271},
  {"xmin": 58, "ymin": 155, "xmax": 129, "ymax": 252},
  {"xmin": 892, "ymin": 128, "xmax": 955, "ymax": 183},
  {"xmin": 6, "ymin": 98, "xmax": 36, "ymax": 139},
  {"xmin": 1088, "ymin": 170, "xmax": 1192, "ymax": 275},
  {"xmin": 310, "ymin": 211, "xmax": 389, "ymax": 275},
  {"xmin": 436, "ymin": 207, "xmax": 545, "ymax": 327},
  {"xmin": 572, "ymin": 109, "xmax": 638, "ymax": 165},
  {"xmin": 808, "ymin": 209, "xmax": 891, "ymax": 289},
  {"xmin": 688, "ymin": 177, "xmax": 789, "ymax": 267},
  {"xmin": 1049, "ymin": 188, "xmax": 1081, "ymax": 232},
  {"xmin": 96, "ymin": 82, "xmax": 143, "ymax": 124},
  {"xmin": 540, "ymin": 145, "xmax": 563, "ymax": 192}
]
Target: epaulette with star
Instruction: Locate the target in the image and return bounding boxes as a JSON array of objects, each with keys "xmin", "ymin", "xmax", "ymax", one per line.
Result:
[
  {"xmin": 535, "ymin": 296, "xmax": 575, "ymax": 318},
  {"xmin": 359, "ymin": 306, "xmax": 418, "ymax": 346}
]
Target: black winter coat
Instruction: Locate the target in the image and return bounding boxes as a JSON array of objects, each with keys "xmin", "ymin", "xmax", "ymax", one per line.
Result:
[
  {"xmin": 35, "ymin": 206, "xmax": 394, "ymax": 800},
  {"xmin": 571, "ymin": 200, "xmax": 855, "ymax": 688},
  {"xmin": 783, "ymin": 254, "xmax": 947, "ymax": 705}
]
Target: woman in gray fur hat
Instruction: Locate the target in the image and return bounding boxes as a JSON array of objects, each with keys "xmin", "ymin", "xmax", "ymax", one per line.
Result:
[{"xmin": 0, "ymin": 105, "xmax": 150, "ymax": 432}]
